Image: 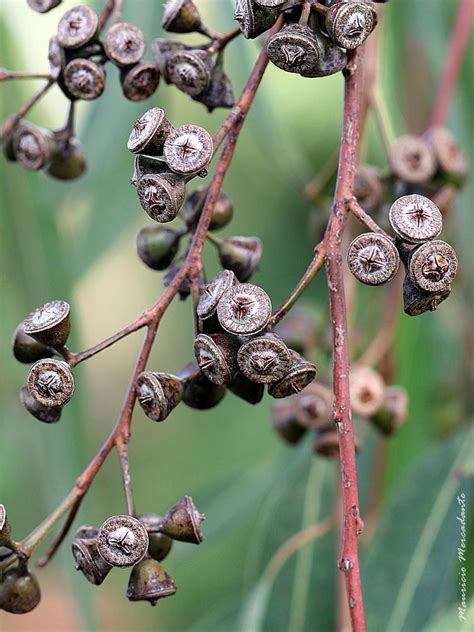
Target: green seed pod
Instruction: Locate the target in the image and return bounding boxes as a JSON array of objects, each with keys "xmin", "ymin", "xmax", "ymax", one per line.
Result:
[
  {"xmin": 182, "ymin": 187, "xmax": 234, "ymax": 231},
  {"xmin": 126, "ymin": 558, "xmax": 177, "ymax": 606},
  {"xmin": 159, "ymin": 496, "xmax": 205, "ymax": 544},
  {"xmin": 268, "ymin": 351, "xmax": 317, "ymax": 399},
  {"xmin": 97, "ymin": 515, "xmax": 149, "ymax": 568},
  {"xmin": 136, "ymin": 225, "xmax": 182, "ymax": 271},
  {"xmin": 179, "ymin": 361, "xmax": 227, "ymax": 409},
  {"xmin": 0, "ymin": 566, "xmax": 41, "ymax": 614},
  {"xmin": 20, "ymin": 385, "xmax": 62, "ymax": 424},
  {"xmin": 217, "ymin": 236, "xmax": 262, "ymax": 282},
  {"xmin": 138, "ymin": 514, "xmax": 173, "ymax": 562},
  {"xmin": 23, "ymin": 300, "xmax": 70, "ymax": 349},
  {"xmin": 47, "ymin": 137, "xmax": 86, "ymax": 180},
  {"xmin": 136, "ymin": 371, "xmax": 184, "ymax": 421},
  {"xmin": 72, "ymin": 526, "xmax": 112, "ymax": 585},
  {"xmin": 162, "ymin": 0, "xmax": 204, "ymax": 34},
  {"xmin": 12, "ymin": 322, "xmax": 54, "ymax": 364},
  {"xmin": 228, "ymin": 371, "xmax": 265, "ymax": 405},
  {"xmin": 271, "ymin": 399, "xmax": 307, "ymax": 445}
]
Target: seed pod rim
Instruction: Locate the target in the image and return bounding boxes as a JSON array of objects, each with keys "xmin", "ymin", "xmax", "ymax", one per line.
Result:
[
  {"xmin": 326, "ymin": 1, "xmax": 377, "ymax": 50},
  {"xmin": 347, "ymin": 232, "xmax": 400, "ymax": 286},
  {"xmin": 196, "ymin": 269, "xmax": 236, "ymax": 319},
  {"xmin": 104, "ymin": 22, "xmax": 147, "ymax": 67},
  {"xmin": 237, "ymin": 334, "xmax": 291, "ymax": 384},
  {"xmin": 216, "ymin": 283, "xmax": 272, "ymax": 336},
  {"xmin": 163, "ymin": 124, "xmax": 214, "ymax": 176},
  {"xmin": 97, "ymin": 514, "xmax": 149, "ymax": 568},
  {"xmin": 389, "ymin": 194, "xmax": 443, "ymax": 244},
  {"xmin": 408, "ymin": 239, "xmax": 458, "ymax": 293},
  {"xmin": 27, "ymin": 358, "xmax": 75, "ymax": 408},
  {"xmin": 137, "ymin": 172, "xmax": 185, "ymax": 223},
  {"xmin": 165, "ymin": 49, "xmax": 212, "ymax": 97},
  {"xmin": 121, "ymin": 63, "xmax": 160, "ymax": 102},
  {"xmin": 57, "ymin": 5, "xmax": 99, "ymax": 49},
  {"xmin": 63, "ymin": 58, "xmax": 106, "ymax": 101}
]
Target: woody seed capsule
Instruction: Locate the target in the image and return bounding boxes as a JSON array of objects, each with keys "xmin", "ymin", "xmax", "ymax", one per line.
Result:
[
  {"xmin": 23, "ymin": 299, "xmax": 70, "ymax": 348},
  {"xmin": 12, "ymin": 322, "xmax": 54, "ymax": 364},
  {"xmin": 297, "ymin": 382, "xmax": 333, "ymax": 430},
  {"xmin": 408, "ymin": 239, "xmax": 458, "ymax": 293},
  {"xmin": 121, "ymin": 63, "xmax": 160, "ymax": 102},
  {"xmin": 12, "ymin": 123, "xmax": 56, "ymax": 171},
  {"xmin": 228, "ymin": 371, "xmax": 265, "ymax": 405},
  {"xmin": 137, "ymin": 172, "xmax": 186, "ymax": 223},
  {"xmin": 218, "ymin": 236, "xmax": 262, "ymax": 282},
  {"xmin": 97, "ymin": 515, "xmax": 149, "ymax": 568},
  {"xmin": 162, "ymin": 0, "xmax": 204, "ymax": 34},
  {"xmin": 389, "ymin": 135, "xmax": 436, "ymax": 184},
  {"xmin": 196, "ymin": 55, "xmax": 235, "ymax": 112},
  {"xmin": 104, "ymin": 22, "xmax": 146, "ymax": 67},
  {"xmin": 128, "ymin": 108, "xmax": 173, "ymax": 156},
  {"xmin": 237, "ymin": 333, "xmax": 291, "ymax": 384},
  {"xmin": 197, "ymin": 270, "xmax": 237, "ymax": 320},
  {"xmin": 27, "ymin": 359, "xmax": 75, "ymax": 408},
  {"xmin": 0, "ymin": 505, "xmax": 12, "ymax": 547},
  {"xmin": 159, "ymin": 496, "xmax": 205, "ymax": 544},
  {"xmin": 389, "ymin": 194, "xmax": 442, "ymax": 244},
  {"xmin": 194, "ymin": 333, "xmax": 238, "ymax": 385},
  {"xmin": 47, "ymin": 137, "xmax": 86, "ymax": 181},
  {"xmin": 268, "ymin": 350, "xmax": 317, "ymax": 399},
  {"xmin": 165, "ymin": 49, "xmax": 213, "ymax": 97},
  {"xmin": 234, "ymin": 0, "xmax": 279, "ymax": 39},
  {"xmin": 126, "ymin": 558, "xmax": 177, "ymax": 606},
  {"xmin": 48, "ymin": 36, "xmax": 66, "ymax": 80},
  {"xmin": 325, "ymin": 1, "xmax": 377, "ymax": 50},
  {"xmin": 347, "ymin": 232, "xmax": 400, "ymax": 286},
  {"xmin": 136, "ymin": 371, "xmax": 183, "ymax": 421},
  {"xmin": 163, "ymin": 124, "xmax": 213, "ymax": 176},
  {"xmin": 62, "ymin": 58, "xmax": 105, "ymax": 101},
  {"xmin": 57, "ymin": 5, "xmax": 99, "ymax": 49},
  {"xmin": 403, "ymin": 273, "xmax": 450, "ymax": 317},
  {"xmin": 267, "ymin": 24, "xmax": 321, "ymax": 76},
  {"xmin": 136, "ymin": 225, "xmax": 182, "ymax": 271},
  {"xmin": 20, "ymin": 386, "xmax": 62, "ymax": 424},
  {"xmin": 72, "ymin": 526, "xmax": 112, "ymax": 585},
  {"xmin": 27, "ymin": 0, "xmax": 62, "ymax": 13},
  {"xmin": 0, "ymin": 566, "xmax": 41, "ymax": 614},
  {"xmin": 138, "ymin": 514, "xmax": 173, "ymax": 562},
  {"xmin": 370, "ymin": 386, "xmax": 408, "ymax": 436},
  {"xmin": 217, "ymin": 283, "xmax": 272, "ymax": 336}
]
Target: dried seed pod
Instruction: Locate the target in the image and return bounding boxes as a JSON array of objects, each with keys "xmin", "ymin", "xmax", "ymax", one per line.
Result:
[
  {"xmin": 20, "ymin": 386, "xmax": 62, "ymax": 424},
  {"xmin": 389, "ymin": 135, "xmax": 436, "ymax": 184},
  {"xmin": 128, "ymin": 108, "xmax": 173, "ymax": 156},
  {"xmin": 234, "ymin": 0, "xmax": 279, "ymax": 39},
  {"xmin": 325, "ymin": 1, "xmax": 377, "ymax": 50},
  {"xmin": 217, "ymin": 283, "xmax": 272, "ymax": 336},
  {"xmin": 27, "ymin": 359, "xmax": 75, "ymax": 408},
  {"xmin": 104, "ymin": 22, "xmax": 146, "ymax": 67},
  {"xmin": 194, "ymin": 333, "xmax": 238, "ymax": 385},
  {"xmin": 408, "ymin": 239, "xmax": 458, "ymax": 293},
  {"xmin": 195, "ymin": 54, "xmax": 235, "ymax": 112},
  {"xmin": 228, "ymin": 371, "xmax": 265, "ymax": 405},
  {"xmin": 126, "ymin": 558, "xmax": 177, "ymax": 606},
  {"xmin": 425, "ymin": 125, "xmax": 469, "ymax": 184},
  {"xmin": 267, "ymin": 24, "xmax": 321, "ymax": 76},
  {"xmin": 72, "ymin": 526, "xmax": 112, "ymax": 585},
  {"xmin": 179, "ymin": 361, "xmax": 227, "ymax": 409},
  {"xmin": 0, "ymin": 505, "xmax": 12, "ymax": 547},
  {"xmin": 152, "ymin": 38, "xmax": 187, "ymax": 78},
  {"xmin": 255, "ymin": 0, "xmax": 286, "ymax": 6},
  {"xmin": 12, "ymin": 123, "xmax": 56, "ymax": 171},
  {"xmin": 271, "ymin": 399, "xmax": 307, "ymax": 444},
  {"xmin": 165, "ymin": 49, "xmax": 212, "ymax": 97},
  {"xmin": 137, "ymin": 172, "xmax": 186, "ymax": 223},
  {"xmin": 57, "ymin": 5, "xmax": 99, "ymax": 49},
  {"xmin": 297, "ymin": 382, "xmax": 333, "ymax": 430},
  {"xmin": 300, "ymin": 28, "xmax": 347, "ymax": 78},
  {"xmin": 389, "ymin": 194, "xmax": 442, "ymax": 244},
  {"xmin": 136, "ymin": 225, "xmax": 181, "ymax": 270},
  {"xmin": 48, "ymin": 36, "xmax": 66, "ymax": 80},
  {"xmin": 23, "ymin": 299, "xmax": 70, "ymax": 348},
  {"xmin": 370, "ymin": 386, "xmax": 408, "ymax": 436},
  {"xmin": 160, "ymin": 496, "xmax": 205, "ymax": 544},
  {"xmin": 162, "ymin": 0, "xmax": 204, "ymax": 33},
  {"xmin": 347, "ymin": 232, "xmax": 400, "ymax": 286},
  {"xmin": 218, "ymin": 236, "xmax": 262, "ymax": 282},
  {"xmin": 97, "ymin": 515, "xmax": 149, "ymax": 568},
  {"xmin": 138, "ymin": 514, "xmax": 174, "ymax": 562},
  {"xmin": 403, "ymin": 272, "xmax": 450, "ymax": 317},
  {"xmin": 163, "ymin": 124, "xmax": 213, "ymax": 176},
  {"xmin": 62, "ymin": 58, "xmax": 105, "ymax": 101},
  {"xmin": 136, "ymin": 371, "xmax": 183, "ymax": 421},
  {"xmin": 121, "ymin": 63, "xmax": 160, "ymax": 102},
  {"xmin": 237, "ymin": 334, "xmax": 291, "ymax": 384},
  {"xmin": 131, "ymin": 154, "xmax": 169, "ymax": 187},
  {"xmin": 1, "ymin": 117, "xmax": 25, "ymax": 162},
  {"xmin": 182, "ymin": 187, "xmax": 234, "ymax": 231},
  {"xmin": 275, "ymin": 309, "xmax": 318, "ymax": 356},
  {"xmin": 12, "ymin": 322, "xmax": 54, "ymax": 364},
  {"xmin": 47, "ymin": 137, "xmax": 86, "ymax": 180},
  {"xmin": 354, "ymin": 165, "xmax": 384, "ymax": 214},
  {"xmin": 197, "ymin": 270, "xmax": 237, "ymax": 320},
  {"xmin": 268, "ymin": 351, "xmax": 317, "ymax": 399},
  {"xmin": 0, "ymin": 566, "xmax": 41, "ymax": 614},
  {"xmin": 350, "ymin": 365, "xmax": 385, "ymax": 417},
  {"xmin": 27, "ymin": 0, "xmax": 62, "ymax": 12}
]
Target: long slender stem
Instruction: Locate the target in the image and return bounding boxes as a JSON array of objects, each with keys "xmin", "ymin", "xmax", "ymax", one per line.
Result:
[
  {"xmin": 116, "ymin": 439, "xmax": 135, "ymax": 516},
  {"xmin": 349, "ymin": 198, "xmax": 390, "ymax": 237},
  {"xmin": 0, "ymin": 70, "xmax": 52, "ymax": 81},
  {"xmin": 1, "ymin": 79, "xmax": 54, "ymax": 140}
]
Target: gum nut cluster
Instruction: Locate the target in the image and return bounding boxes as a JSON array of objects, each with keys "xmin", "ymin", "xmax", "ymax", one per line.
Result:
[{"xmin": 71, "ymin": 495, "xmax": 204, "ymax": 606}]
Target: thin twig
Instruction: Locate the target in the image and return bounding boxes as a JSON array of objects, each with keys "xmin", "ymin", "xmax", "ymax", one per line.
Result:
[
  {"xmin": 1, "ymin": 79, "xmax": 54, "ymax": 140},
  {"xmin": 349, "ymin": 198, "xmax": 391, "ymax": 237},
  {"xmin": 0, "ymin": 70, "xmax": 52, "ymax": 81},
  {"xmin": 116, "ymin": 439, "xmax": 135, "ymax": 516},
  {"xmin": 36, "ymin": 497, "xmax": 83, "ymax": 568}
]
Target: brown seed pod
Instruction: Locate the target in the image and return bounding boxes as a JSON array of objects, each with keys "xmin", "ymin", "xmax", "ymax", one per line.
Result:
[
  {"xmin": 325, "ymin": 1, "xmax": 377, "ymax": 50},
  {"xmin": 136, "ymin": 371, "xmax": 183, "ymax": 422},
  {"xmin": 275, "ymin": 309, "xmax": 318, "ymax": 356},
  {"xmin": 131, "ymin": 154, "xmax": 169, "ymax": 187},
  {"xmin": 12, "ymin": 322, "xmax": 54, "ymax": 364},
  {"xmin": 152, "ymin": 38, "xmax": 187, "ymax": 79},
  {"xmin": 403, "ymin": 272, "xmax": 450, "ymax": 317},
  {"xmin": 179, "ymin": 361, "xmax": 227, "ymax": 409},
  {"xmin": 409, "ymin": 239, "xmax": 457, "ymax": 293},
  {"xmin": 27, "ymin": 359, "xmax": 74, "ymax": 408},
  {"xmin": 0, "ymin": 505, "xmax": 12, "ymax": 547},
  {"xmin": 195, "ymin": 55, "xmax": 235, "ymax": 112},
  {"xmin": 126, "ymin": 558, "xmax": 177, "ymax": 606},
  {"xmin": 347, "ymin": 232, "xmax": 400, "ymax": 286},
  {"xmin": 300, "ymin": 27, "xmax": 347, "ymax": 78},
  {"xmin": 23, "ymin": 299, "xmax": 70, "ymax": 348},
  {"xmin": 228, "ymin": 371, "xmax": 265, "ymax": 405},
  {"xmin": 57, "ymin": 5, "xmax": 99, "ymax": 49},
  {"xmin": 389, "ymin": 194, "xmax": 442, "ymax": 244},
  {"xmin": 1, "ymin": 117, "xmax": 26, "ymax": 162},
  {"xmin": 271, "ymin": 399, "xmax": 307, "ymax": 444},
  {"xmin": 389, "ymin": 135, "xmax": 437, "ymax": 184},
  {"xmin": 159, "ymin": 496, "xmax": 205, "ymax": 544},
  {"xmin": 370, "ymin": 386, "xmax": 408, "ymax": 436},
  {"xmin": 104, "ymin": 22, "xmax": 146, "ymax": 67},
  {"xmin": 218, "ymin": 236, "xmax": 262, "ymax": 282},
  {"xmin": 72, "ymin": 526, "xmax": 112, "ymax": 585},
  {"xmin": 163, "ymin": 124, "xmax": 213, "ymax": 176},
  {"xmin": 12, "ymin": 123, "xmax": 56, "ymax": 171},
  {"xmin": 48, "ymin": 36, "xmax": 66, "ymax": 80},
  {"xmin": 350, "ymin": 365, "xmax": 385, "ymax": 417},
  {"xmin": 426, "ymin": 126, "xmax": 469, "ymax": 184},
  {"xmin": 20, "ymin": 386, "xmax": 62, "ymax": 424},
  {"xmin": 138, "ymin": 514, "xmax": 173, "ymax": 562},
  {"xmin": 196, "ymin": 270, "xmax": 237, "ymax": 320},
  {"xmin": 137, "ymin": 172, "xmax": 186, "ymax": 223},
  {"xmin": 217, "ymin": 283, "xmax": 272, "ymax": 336},
  {"xmin": 0, "ymin": 566, "xmax": 41, "ymax": 614},
  {"xmin": 267, "ymin": 24, "xmax": 321, "ymax": 76},
  {"xmin": 297, "ymin": 382, "xmax": 333, "ymax": 430},
  {"xmin": 234, "ymin": 0, "xmax": 279, "ymax": 39},
  {"xmin": 165, "ymin": 49, "xmax": 213, "ymax": 97},
  {"xmin": 268, "ymin": 351, "xmax": 317, "ymax": 399},
  {"xmin": 47, "ymin": 137, "xmax": 86, "ymax": 181},
  {"xmin": 27, "ymin": 0, "xmax": 62, "ymax": 13},
  {"xmin": 97, "ymin": 515, "xmax": 149, "ymax": 568},
  {"xmin": 121, "ymin": 63, "xmax": 160, "ymax": 102},
  {"xmin": 62, "ymin": 58, "xmax": 105, "ymax": 101},
  {"xmin": 162, "ymin": 0, "xmax": 204, "ymax": 33},
  {"xmin": 237, "ymin": 334, "xmax": 291, "ymax": 384},
  {"xmin": 193, "ymin": 333, "xmax": 238, "ymax": 385},
  {"xmin": 128, "ymin": 108, "xmax": 173, "ymax": 156},
  {"xmin": 354, "ymin": 165, "xmax": 384, "ymax": 214}
]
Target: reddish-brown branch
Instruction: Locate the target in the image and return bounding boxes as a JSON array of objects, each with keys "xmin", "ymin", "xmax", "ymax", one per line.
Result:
[
  {"xmin": 36, "ymin": 497, "xmax": 83, "ymax": 568},
  {"xmin": 349, "ymin": 198, "xmax": 390, "ymax": 237},
  {"xmin": 429, "ymin": 0, "xmax": 474, "ymax": 127}
]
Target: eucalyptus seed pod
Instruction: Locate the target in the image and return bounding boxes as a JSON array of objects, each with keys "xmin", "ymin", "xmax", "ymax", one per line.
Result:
[
  {"xmin": 62, "ymin": 58, "xmax": 105, "ymax": 101},
  {"xmin": 152, "ymin": 38, "xmax": 186, "ymax": 78},
  {"xmin": 194, "ymin": 333, "xmax": 239, "ymax": 385},
  {"xmin": 104, "ymin": 22, "xmax": 146, "ymax": 67},
  {"xmin": 299, "ymin": 25, "xmax": 348, "ymax": 78},
  {"xmin": 183, "ymin": 187, "xmax": 234, "ymax": 231},
  {"xmin": 131, "ymin": 155, "xmax": 169, "ymax": 187},
  {"xmin": 72, "ymin": 526, "xmax": 112, "ymax": 585},
  {"xmin": 370, "ymin": 386, "xmax": 408, "ymax": 436},
  {"xmin": 268, "ymin": 351, "xmax": 317, "ymax": 399},
  {"xmin": 47, "ymin": 137, "xmax": 86, "ymax": 180},
  {"xmin": 354, "ymin": 165, "xmax": 384, "ymax": 214},
  {"xmin": 218, "ymin": 236, "xmax": 262, "ymax": 282},
  {"xmin": 403, "ymin": 272, "xmax": 450, "ymax": 317},
  {"xmin": 27, "ymin": 359, "xmax": 75, "ymax": 408},
  {"xmin": 97, "ymin": 515, "xmax": 149, "ymax": 568},
  {"xmin": 121, "ymin": 63, "xmax": 160, "ymax": 102},
  {"xmin": 195, "ymin": 54, "xmax": 235, "ymax": 112},
  {"xmin": 165, "ymin": 49, "xmax": 213, "ymax": 97},
  {"xmin": 1, "ymin": 116, "xmax": 25, "ymax": 162},
  {"xmin": 267, "ymin": 23, "xmax": 321, "ymax": 76},
  {"xmin": 389, "ymin": 135, "xmax": 436, "ymax": 184},
  {"xmin": 325, "ymin": 1, "xmax": 377, "ymax": 50},
  {"xmin": 425, "ymin": 125, "xmax": 469, "ymax": 185},
  {"xmin": 137, "ymin": 172, "xmax": 186, "ymax": 222},
  {"xmin": 20, "ymin": 385, "xmax": 62, "ymax": 424},
  {"xmin": 389, "ymin": 194, "xmax": 442, "ymax": 244},
  {"xmin": 217, "ymin": 283, "xmax": 272, "ymax": 336},
  {"xmin": 128, "ymin": 108, "xmax": 173, "ymax": 156},
  {"xmin": 12, "ymin": 123, "xmax": 57, "ymax": 171},
  {"xmin": 159, "ymin": 496, "xmax": 205, "ymax": 544},
  {"xmin": 126, "ymin": 558, "xmax": 177, "ymax": 606},
  {"xmin": 27, "ymin": 0, "xmax": 62, "ymax": 12},
  {"xmin": 163, "ymin": 262, "xmax": 194, "ymax": 299},
  {"xmin": 408, "ymin": 239, "xmax": 458, "ymax": 293},
  {"xmin": 12, "ymin": 322, "xmax": 54, "ymax": 364},
  {"xmin": 163, "ymin": 124, "xmax": 213, "ymax": 176},
  {"xmin": 271, "ymin": 399, "xmax": 307, "ymax": 444},
  {"xmin": 48, "ymin": 36, "xmax": 66, "ymax": 80},
  {"xmin": 234, "ymin": 0, "xmax": 279, "ymax": 39},
  {"xmin": 136, "ymin": 225, "xmax": 182, "ymax": 270},
  {"xmin": 138, "ymin": 514, "xmax": 173, "ymax": 562},
  {"xmin": 0, "ymin": 505, "xmax": 12, "ymax": 547},
  {"xmin": 347, "ymin": 233, "xmax": 400, "ymax": 286},
  {"xmin": 57, "ymin": 5, "xmax": 99, "ymax": 49},
  {"xmin": 136, "ymin": 371, "xmax": 183, "ymax": 421},
  {"xmin": 237, "ymin": 334, "xmax": 291, "ymax": 384},
  {"xmin": 274, "ymin": 309, "xmax": 318, "ymax": 356},
  {"xmin": 297, "ymin": 382, "xmax": 333, "ymax": 430},
  {"xmin": 0, "ymin": 566, "xmax": 41, "ymax": 614},
  {"xmin": 162, "ymin": 0, "xmax": 204, "ymax": 33},
  {"xmin": 228, "ymin": 371, "xmax": 265, "ymax": 405},
  {"xmin": 349, "ymin": 365, "xmax": 385, "ymax": 417},
  {"xmin": 196, "ymin": 270, "xmax": 237, "ymax": 321},
  {"xmin": 23, "ymin": 299, "xmax": 70, "ymax": 348}
]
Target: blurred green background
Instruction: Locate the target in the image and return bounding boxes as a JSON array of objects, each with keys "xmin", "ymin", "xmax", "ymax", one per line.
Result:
[{"xmin": 0, "ymin": 1, "xmax": 473, "ymax": 631}]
